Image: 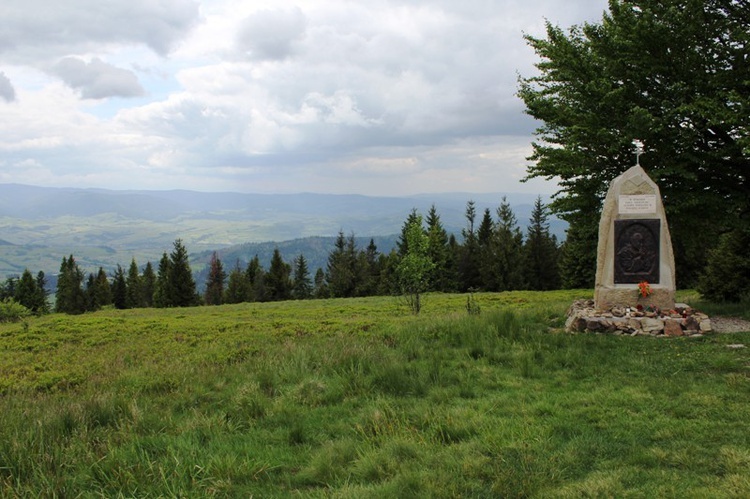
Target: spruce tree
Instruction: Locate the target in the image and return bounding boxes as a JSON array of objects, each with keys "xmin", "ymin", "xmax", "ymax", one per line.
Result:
[
  {"xmin": 112, "ymin": 265, "xmax": 127, "ymax": 310},
  {"xmin": 326, "ymin": 231, "xmax": 358, "ymax": 298},
  {"xmin": 14, "ymin": 269, "xmax": 39, "ymax": 314},
  {"xmin": 141, "ymin": 262, "xmax": 156, "ymax": 307},
  {"xmin": 246, "ymin": 255, "xmax": 265, "ymax": 302},
  {"xmin": 126, "ymin": 258, "xmax": 142, "ymax": 309},
  {"xmin": 426, "ymin": 205, "xmax": 455, "ymax": 292},
  {"xmin": 34, "ymin": 271, "xmax": 50, "ymax": 314},
  {"xmin": 482, "ymin": 198, "xmax": 524, "ymax": 291},
  {"xmin": 153, "ymin": 253, "xmax": 171, "ymax": 307},
  {"xmin": 55, "ymin": 255, "xmax": 86, "ymax": 314},
  {"xmin": 204, "ymin": 251, "xmax": 226, "ymax": 306},
  {"xmin": 458, "ymin": 201, "xmax": 481, "ymax": 291},
  {"xmin": 92, "ymin": 267, "xmax": 112, "ymax": 309},
  {"xmin": 292, "ymin": 254, "xmax": 312, "ymax": 300},
  {"xmin": 313, "ymin": 267, "xmax": 328, "ymax": 298},
  {"xmin": 265, "ymin": 248, "xmax": 292, "ymax": 301},
  {"xmin": 167, "ymin": 239, "xmax": 197, "ymax": 307},
  {"xmin": 523, "ymin": 197, "xmax": 561, "ymax": 291},
  {"xmin": 225, "ymin": 261, "xmax": 251, "ymax": 304}
]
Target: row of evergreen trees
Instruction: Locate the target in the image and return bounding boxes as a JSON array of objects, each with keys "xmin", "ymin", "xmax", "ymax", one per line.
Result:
[
  {"xmin": 6, "ymin": 197, "xmax": 561, "ymax": 315},
  {"xmin": 0, "ymin": 269, "xmax": 50, "ymax": 315}
]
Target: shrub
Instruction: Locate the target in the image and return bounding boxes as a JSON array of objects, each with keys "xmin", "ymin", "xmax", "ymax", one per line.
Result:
[
  {"xmin": 698, "ymin": 229, "xmax": 750, "ymax": 302},
  {"xmin": 0, "ymin": 298, "xmax": 30, "ymax": 323}
]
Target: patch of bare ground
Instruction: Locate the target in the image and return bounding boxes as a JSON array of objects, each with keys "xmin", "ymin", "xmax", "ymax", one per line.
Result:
[{"xmin": 711, "ymin": 316, "xmax": 750, "ymax": 333}]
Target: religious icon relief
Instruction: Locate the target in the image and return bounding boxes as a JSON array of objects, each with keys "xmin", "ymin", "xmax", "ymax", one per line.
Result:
[{"xmin": 614, "ymin": 219, "xmax": 660, "ymax": 284}]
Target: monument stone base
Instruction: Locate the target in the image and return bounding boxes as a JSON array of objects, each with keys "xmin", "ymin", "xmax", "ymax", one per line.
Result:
[{"xmin": 594, "ymin": 286, "xmax": 675, "ymax": 312}]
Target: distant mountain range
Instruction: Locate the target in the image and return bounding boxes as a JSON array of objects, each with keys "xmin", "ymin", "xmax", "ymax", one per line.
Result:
[{"xmin": 0, "ymin": 184, "xmax": 566, "ymax": 282}]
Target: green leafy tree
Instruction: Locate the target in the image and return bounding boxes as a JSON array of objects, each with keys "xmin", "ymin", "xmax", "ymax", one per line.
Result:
[
  {"xmin": 396, "ymin": 213, "xmax": 435, "ymax": 314},
  {"xmin": 697, "ymin": 229, "xmax": 750, "ymax": 302},
  {"xmin": 204, "ymin": 252, "xmax": 226, "ymax": 306},
  {"xmin": 291, "ymin": 254, "xmax": 313, "ymax": 300},
  {"xmin": 518, "ymin": 0, "xmax": 750, "ymax": 288},
  {"xmin": 523, "ymin": 197, "xmax": 561, "ymax": 290}
]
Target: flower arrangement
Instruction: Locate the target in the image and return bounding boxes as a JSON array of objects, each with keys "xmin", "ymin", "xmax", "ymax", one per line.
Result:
[{"xmin": 638, "ymin": 281, "xmax": 652, "ymax": 298}]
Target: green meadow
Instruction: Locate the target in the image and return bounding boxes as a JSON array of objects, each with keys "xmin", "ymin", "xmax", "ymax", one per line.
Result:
[{"xmin": 1, "ymin": 290, "xmax": 750, "ymax": 497}]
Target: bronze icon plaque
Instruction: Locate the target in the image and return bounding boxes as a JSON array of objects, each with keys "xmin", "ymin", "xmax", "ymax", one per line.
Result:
[{"xmin": 614, "ymin": 219, "xmax": 660, "ymax": 284}]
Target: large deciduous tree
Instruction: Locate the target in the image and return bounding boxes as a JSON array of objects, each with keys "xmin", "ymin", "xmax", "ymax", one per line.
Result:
[{"xmin": 518, "ymin": 0, "xmax": 750, "ymax": 288}]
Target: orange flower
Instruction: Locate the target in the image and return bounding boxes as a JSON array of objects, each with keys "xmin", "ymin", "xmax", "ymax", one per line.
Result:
[{"xmin": 638, "ymin": 281, "xmax": 652, "ymax": 298}]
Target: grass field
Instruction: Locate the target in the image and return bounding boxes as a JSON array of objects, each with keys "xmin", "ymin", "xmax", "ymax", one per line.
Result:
[{"xmin": 1, "ymin": 290, "xmax": 749, "ymax": 497}]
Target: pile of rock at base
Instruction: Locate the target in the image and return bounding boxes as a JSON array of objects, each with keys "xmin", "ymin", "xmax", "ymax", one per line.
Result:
[{"xmin": 566, "ymin": 299, "xmax": 712, "ymax": 337}]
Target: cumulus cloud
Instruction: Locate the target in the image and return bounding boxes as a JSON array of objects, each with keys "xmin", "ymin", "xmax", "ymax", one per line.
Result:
[
  {"xmin": 52, "ymin": 58, "xmax": 144, "ymax": 99},
  {"xmin": 0, "ymin": 0, "xmax": 200, "ymax": 61},
  {"xmin": 236, "ymin": 7, "xmax": 307, "ymax": 60},
  {"xmin": 0, "ymin": 0, "xmax": 612, "ymax": 195},
  {"xmin": 0, "ymin": 72, "xmax": 15, "ymax": 102}
]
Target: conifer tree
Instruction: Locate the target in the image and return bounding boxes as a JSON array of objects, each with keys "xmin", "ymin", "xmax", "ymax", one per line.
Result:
[
  {"xmin": 326, "ymin": 231, "xmax": 358, "ymax": 298},
  {"xmin": 141, "ymin": 261, "xmax": 155, "ymax": 307},
  {"xmin": 15, "ymin": 269, "xmax": 40, "ymax": 314},
  {"xmin": 292, "ymin": 254, "xmax": 313, "ymax": 300},
  {"xmin": 126, "ymin": 258, "xmax": 142, "ymax": 308},
  {"xmin": 458, "ymin": 201, "xmax": 481, "ymax": 291},
  {"xmin": 153, "ymin": 252, "xmax": 171, "ymax": 307},
  {"xmin": 34, "ymin": 271, "xmax": 50, "ymax": 314},
  {"xmin": 523, "ymin": 197, "xmax": 561, "ymax": 290},
  {"xmin": 85, "ymin": 267, "xmax": 112, "ymax": 311},
  {"xmin": 204, "ymin": 251, "xmax": 226, "ymax": 305},
  {"xmin": 246, "ymin": 255, "xmax": 265, "ymax": 302},
  {"xmin": 482, "ymin": 198, "xmax": 524, "ymax": 291},
  {"xmin": 112, "ymin": 265, "xmax": 127, "ymax": 310},
  {"xmin": 425, "ymin": 205, "xmax": 455, "ymax": 292},
  {"xmin": 225, "ymin": 261, "xmax": 251, "ymax": 304},
  {"xmin": 167, "ymin": 239, "xmax": 197, "ymax": 307},
  {"xmin": 313, "ymin": 267, "xmax": 328, "ymax": 298},
  {"xmin": 265, "ymin": 248, "xmax": 292, "ymax": 301},
  {"xmin": 55, "ymin": 255, "xmax": 86, "ymax": 314},
  {"xmin": 93, "ymin": 267, "xmax": 113, "ymax": 308}
]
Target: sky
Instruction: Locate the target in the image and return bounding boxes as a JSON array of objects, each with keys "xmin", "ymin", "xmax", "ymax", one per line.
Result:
[{"xmin": 0, "ymin": 0, "xmax": 609, "ymax": 196}]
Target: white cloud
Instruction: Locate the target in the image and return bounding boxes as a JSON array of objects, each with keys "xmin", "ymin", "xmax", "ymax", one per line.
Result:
[
  {"xmin": 52, "ymin": 57, "xmax": 144, "ymax": 99},
  {"xmin": 236, "ymin": 7, "xmax": 307, "ymax": 60},
  {"xmin": 0, "ymin": 72, "xmax": 15, "ymax": 102},
  {"xmin": 0, "ymin": 0, "xmax": 611, "ymax": 195}
]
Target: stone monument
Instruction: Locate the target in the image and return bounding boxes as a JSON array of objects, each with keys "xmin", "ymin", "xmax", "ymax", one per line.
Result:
[{"xmin": 594, "ymin": 141, "xmax": 676, "ymax": 311}]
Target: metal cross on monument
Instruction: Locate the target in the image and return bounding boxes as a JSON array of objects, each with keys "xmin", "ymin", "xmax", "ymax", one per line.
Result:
[{"xmin": 632, "ymin": 139, "xmax": 645, "ymax": 166}]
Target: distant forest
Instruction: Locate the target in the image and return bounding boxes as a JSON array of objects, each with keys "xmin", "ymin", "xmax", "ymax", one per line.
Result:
[{"xmin": 1, "ymin": 197, "xmax": 561, "ymax": 317}]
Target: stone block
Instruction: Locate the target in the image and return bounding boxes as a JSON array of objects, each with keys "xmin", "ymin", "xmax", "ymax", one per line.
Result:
[{"xmin": 664, "ymin": 320, "xmax": 684, "ymax": 337}]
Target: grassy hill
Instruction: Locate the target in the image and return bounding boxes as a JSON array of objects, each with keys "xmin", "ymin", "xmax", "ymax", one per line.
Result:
[{"xmin": 2, "ymin": 290, "xmax": 749, "ymax": 496}]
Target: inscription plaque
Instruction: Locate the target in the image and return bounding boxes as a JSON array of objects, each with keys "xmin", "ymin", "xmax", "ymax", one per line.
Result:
[
  {"xmin": 614, "ymin": 219, "xmax": 660, "ymax": 284},
  {"xmin": 619, "ymin": 195, "xmax": 657, "ymax": 214}
]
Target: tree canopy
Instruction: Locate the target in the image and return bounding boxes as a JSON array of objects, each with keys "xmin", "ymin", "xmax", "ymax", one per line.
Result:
[{"xmin": 518, "ymin": 0, "xmax": 749, "ymax": 287}]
